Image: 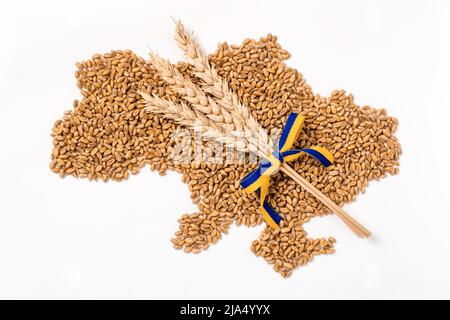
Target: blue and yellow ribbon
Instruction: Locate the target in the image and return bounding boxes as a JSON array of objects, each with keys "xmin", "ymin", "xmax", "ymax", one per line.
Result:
[{"xmin": 240, "ymin": 112, "xmax": 334, "ymax": 229}]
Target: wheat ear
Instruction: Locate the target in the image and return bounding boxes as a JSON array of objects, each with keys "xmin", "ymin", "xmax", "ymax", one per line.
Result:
[
  {"xmin": 173, "ymin": 20, "xmax": 273, "ymax": 154},
  {"xmin": 149, "ymin": 52, "xmax": 265, "ymax": 155},
  {"xmin": 140, "ymin": 93, "xmax": 254, "ymax": 154},
  {"xmin": 150, "ymin": 53, "xmax": 235, "ymax": 131}
]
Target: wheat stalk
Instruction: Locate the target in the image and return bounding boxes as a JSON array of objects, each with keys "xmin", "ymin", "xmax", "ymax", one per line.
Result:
[
  {"xmin": 172, "ymin": 20, "xmax": 371, "ymax": 238},
  {"xmin": 141, "ymin": 21, "xmax": 371, "ymax": 238}
]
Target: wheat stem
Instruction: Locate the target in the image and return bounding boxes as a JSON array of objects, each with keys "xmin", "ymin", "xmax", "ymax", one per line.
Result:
[{"xmin": 171, "ymin": 20, "xmax": 370, "ymax": 238}]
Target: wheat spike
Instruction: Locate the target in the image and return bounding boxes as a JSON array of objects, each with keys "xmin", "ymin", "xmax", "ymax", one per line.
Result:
[
  {"xmin": 150, "ymin": 53, "xmax": 235, "ymax": 130},
  {"xmin": 140, "ymin": 93, "xmax": 254, "ymax": 154},
  {"xmin": 149, "ymin": 52, "xmax": 263, "ymax": 155},
  {"xmin": 173, "ymin": 20, "xmax": 273, "ymax": 154}
]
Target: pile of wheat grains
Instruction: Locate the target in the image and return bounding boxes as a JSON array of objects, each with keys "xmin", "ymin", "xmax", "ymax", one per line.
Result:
[{"xmin": 50, "ymin": 34, "xmax": 401, "ymax": 277}]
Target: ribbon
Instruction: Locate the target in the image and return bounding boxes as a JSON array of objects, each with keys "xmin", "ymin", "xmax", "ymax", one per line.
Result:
[{"xmin": 240, "ymin": 112, "xmax": 334, "ymax": 229}]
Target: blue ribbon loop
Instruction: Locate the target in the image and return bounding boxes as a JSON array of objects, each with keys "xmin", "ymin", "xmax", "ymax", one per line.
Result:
[{"xmin": 240, "ymin": 112, "xmax": 334, "ymax": 229}]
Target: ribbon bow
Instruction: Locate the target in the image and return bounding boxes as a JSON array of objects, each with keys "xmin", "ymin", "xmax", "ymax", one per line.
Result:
[{"xmin": 240, "ymin": 112, "xmax": 334, "ymax": 229}]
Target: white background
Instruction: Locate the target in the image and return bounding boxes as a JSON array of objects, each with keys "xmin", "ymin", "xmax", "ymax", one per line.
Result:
[{"xmin": 1, "ymin": 0, "xmax": 449, "ymax": 299}]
